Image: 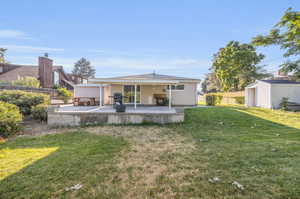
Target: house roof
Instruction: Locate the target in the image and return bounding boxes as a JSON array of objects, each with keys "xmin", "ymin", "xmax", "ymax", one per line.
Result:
[
  {"xmin": 90, "ymin": 73, "xmax": 200, "ymax": 83},
  {"xmin": 0, "ymin": 65, "xmax": 38, "ymax": 81},
  {"xmin": 0, "ymin": 63, "xmax": 66, "ymax": 82},
  {"xmin": 261, "ymin": 80, "xmax": 300, "ymax": 84}
]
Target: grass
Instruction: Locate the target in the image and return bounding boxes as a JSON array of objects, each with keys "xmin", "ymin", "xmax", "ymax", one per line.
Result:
[
  {"xmin": 0, "ymin": 132, "xmax": 127, "ymax": 198},
  {"xmin": 1, "ymin": 106, "xmax": 300, "ymax": 198},
  {"xmin": 177, "ymin": 106, "xmax": 300, "ymax": 198}
]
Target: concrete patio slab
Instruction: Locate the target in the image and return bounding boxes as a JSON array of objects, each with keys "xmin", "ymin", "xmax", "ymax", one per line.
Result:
[{"xmin": 57, "ymin": 105, "xmax": 177, "ymax": 114}]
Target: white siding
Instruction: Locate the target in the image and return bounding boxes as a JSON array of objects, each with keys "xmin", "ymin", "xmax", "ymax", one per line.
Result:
[
  {"xmin": 270, "ymin": 84, "xmax": 300, "ymax": 109},
  {"xmin": 74, "ymin": 87, "xmax": 100, "ymax": 98},
  {"xmin": 256, "ymin": 81, "xmax": 271, "ymax": 108},
  {"xmin": 171, "ymin": 83, "xmax": 198, "ymax": 105},
  {"xmin": 245, "ymin": 87, "xmax": 256, "ymax": 107},
  {"xmin": 74, "ymin": 86, "xmax": 104, "ymax": 103}
]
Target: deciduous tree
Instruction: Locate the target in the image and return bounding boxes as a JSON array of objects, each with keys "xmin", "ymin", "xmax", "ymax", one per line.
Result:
[
  {"xmin": 212, "ymin": 41, "xmax": 267, "ymax": 91},
  {"xmin": 252, "ymin": 8, "xmax": 300, "ymax": 78}
]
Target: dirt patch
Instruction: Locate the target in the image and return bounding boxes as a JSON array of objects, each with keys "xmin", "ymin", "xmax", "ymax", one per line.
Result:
[{"xmin": 87, "ymin": 126, "xmax": 197, "ymax": 198}]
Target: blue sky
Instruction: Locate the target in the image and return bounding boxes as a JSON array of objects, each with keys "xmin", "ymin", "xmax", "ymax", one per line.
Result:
[{"xmin": 0, "ymin": 0, "xmax": 299, "ymax": 79}]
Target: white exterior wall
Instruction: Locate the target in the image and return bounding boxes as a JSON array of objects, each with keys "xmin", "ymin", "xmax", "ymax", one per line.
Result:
[
  {"xmin": 256, "ymin": 81, "xmax": 271, "ymax": 108},
  {"xmin": 171, "ymin": 83, "xmax": 198, "ymax": 105},
  {"xmin": 106, "ymin": 83, "xmax": 198, "ymax": 106},
  {"xmin": 245, "ymin": 87, "xmax": 256, "ymax": 107},
  {"xmin": 74, "ymin": 87, "xmax": 100, "ymax": 98},
  {"xmin": 74, "ymin": 86, "xmax": 104, "ymax": 103},
  {"xmin": 270, "ymin": 84, "xmax": 300, "ymax": 109}
]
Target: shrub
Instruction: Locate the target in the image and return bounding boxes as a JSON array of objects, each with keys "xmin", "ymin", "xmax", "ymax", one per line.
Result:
[
  {"xmin": 205, "ymin": 94, "xmax": 223, "ymax": 106},
  {"xmin": 0, "ymin": 101, "xmax": 22, "ymax": 138},
  {"xmin": 215, "ymin": 95, "xmax": 223, "ymax": 104},
  {"xmin": 57, "ymin": 88, "xmax": 72, "ymax": 104},
  {"xmin": 280, "ymin": 97, "xmax": 289, "ymax": 111},
  {"xmin": 234, "ymin": 96, "xmax": 245, "ymax": 104},
  {"xmin": 205, "ymin": 95, "xmax": 216, "ymax": 106},
  {"xmin": 12, "ymin": 77, "xmax": 40, "ymax": 88},
  {"xmin": 32, "ymin": 104, "xmax": 48, "ymax": 122},
  {"xmin": 52, "ymin": 84, "xmax": 61, "ymax": 89},
  {"xmin": 0, "ymin": 90, "xmax": 50, "ymax": 115}
]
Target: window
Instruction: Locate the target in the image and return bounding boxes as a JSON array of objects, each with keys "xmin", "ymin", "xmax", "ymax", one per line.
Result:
[
  {"xmin": 167, "ymin": 84, "xmax": 185, "ymax": 91},
  {"xmin": 53, "ymin": 71, "xmax": 59, "ymax": 85},
  {"xmin": 0, "ymin": 66, "xmax": 3, "ymax": 73},
  {"xmin": 123, "ymin": 85, "xmax": 141, "ymax": 103}
]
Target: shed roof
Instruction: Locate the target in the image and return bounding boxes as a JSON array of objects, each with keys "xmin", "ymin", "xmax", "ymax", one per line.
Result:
[{"xmin": 261, "ymin": 80, "xmax": 300, "ymax": 84}]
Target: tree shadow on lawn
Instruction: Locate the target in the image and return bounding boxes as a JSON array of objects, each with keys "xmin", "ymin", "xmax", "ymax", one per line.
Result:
[
  {"xmin": 176, "ymin": 106, "xmax": 300, "ymax": 198},
  {"xmin": 0, "ymin": 131, "xmax": 127, "ymax": 199}
]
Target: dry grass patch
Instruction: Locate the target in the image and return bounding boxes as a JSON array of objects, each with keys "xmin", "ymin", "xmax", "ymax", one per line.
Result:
[{"xmin": 86, "ymin": 125, "xmax": 197, "ymax": 198}]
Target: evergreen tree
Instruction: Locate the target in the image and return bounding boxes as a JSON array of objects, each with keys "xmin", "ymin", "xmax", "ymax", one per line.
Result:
[
  {"xmin": 0, "ymin": 48, "xmax": 7, "ymax": 63},
  {"xmin": 72, "ymin": 58, "xmax": 96, "ymax": 82}
]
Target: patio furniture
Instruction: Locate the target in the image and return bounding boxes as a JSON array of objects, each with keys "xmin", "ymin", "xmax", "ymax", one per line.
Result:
[
  {"xmin": 154, "ymin": 94, "xmax": 168, "ymax": 106},
  {"xmin": 73, "ymin": 97, "xmax": 96, "ymax": 106}
]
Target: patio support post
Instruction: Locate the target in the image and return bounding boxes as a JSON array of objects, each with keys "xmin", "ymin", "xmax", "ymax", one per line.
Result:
[
  {"xmin": 99, "ymin": 85, "xmax": 102, "ymax": 107},
  {"xmin": 134, "ymin": 84, "xmax": 137, "ymax": 109},
  {"xmin": 169, "ymin": 84, "xmax": 172, "ymax": 109}
]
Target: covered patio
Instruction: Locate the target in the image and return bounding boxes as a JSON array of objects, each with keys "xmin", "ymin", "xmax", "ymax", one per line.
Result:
[{"xmin": 74, "ymin": 79, "xmax": 179, "ymax": 109}]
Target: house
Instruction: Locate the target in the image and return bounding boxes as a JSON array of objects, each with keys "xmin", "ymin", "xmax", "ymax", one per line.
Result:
[
  {"xmin": 74, "ymin": 73, "xmax": 200, "ymax": 108},
  {"xmin": 0, "ymin": 55, "xmax": 82, "ymax": 89},
  {"xmin": 245, "ymin": 80, "xmax": 300, "ymax": 109}
]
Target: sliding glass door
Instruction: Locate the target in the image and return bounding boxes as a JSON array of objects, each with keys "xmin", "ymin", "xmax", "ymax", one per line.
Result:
[{"xmin": 123, "ymin": 85, "xmax": 141, "ymax": 104}]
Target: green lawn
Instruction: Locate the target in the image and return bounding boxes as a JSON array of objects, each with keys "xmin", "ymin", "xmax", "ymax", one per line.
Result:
[
  {"xmin": 0, "ymin": 132, "xmax": 127, "ymax": 198},
  {"xmin": 178, "ymin": 106, "xmax": 300, "ymax": 198},
  {"xmin": 1, "ymin": 106, "xmax": 300, "ymax": 198}
]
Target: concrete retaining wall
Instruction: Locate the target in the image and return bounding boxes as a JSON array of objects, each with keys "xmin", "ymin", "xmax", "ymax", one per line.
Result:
[{"xmin": 47, "ymin": 106, "xmax": 184, "ymax": 127}]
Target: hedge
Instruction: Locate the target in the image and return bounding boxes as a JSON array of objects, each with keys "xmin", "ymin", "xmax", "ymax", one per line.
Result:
[
  {"xmin": 205, "ymin": 94, "xmax": 223, "ymax": 106},
  {"xmin": 234, "ymin": 96, "xmax": 245, "ymax": 104},
  {"xmin": 0, "ymin": 101, "xmax": 22, "ymax": 138},
  {"xmin": 0, "ymin": 90, "xmax": 50, "ymax": 115},
  {"xmin": 57, "ymin": 88, "xmax": 72, "ymax": 104},
  {"xmin": 32, "ymin": 104, "xmax": 48, "ymax": 122}
]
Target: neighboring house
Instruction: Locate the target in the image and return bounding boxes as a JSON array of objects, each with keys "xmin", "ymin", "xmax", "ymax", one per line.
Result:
[
  {"xmin": 245, "ymin": 80, "xmax": 300, "ymax": 109},
  {"xmin": 74, "ymin": 73, "xmax": 200, "ymax": 107},
  {"xmin": 0, "ymin": 56, "xmax": 82, "ymax": 89}
]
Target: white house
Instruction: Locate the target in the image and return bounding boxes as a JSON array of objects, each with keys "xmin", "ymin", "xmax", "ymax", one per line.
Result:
[
  {"xmin": 245, "ymin": 80, "xmax": 300, "ymax": 109},
  {"xmin": 73, "ymin": 73, "xmax": 200, "ymax": 108}
]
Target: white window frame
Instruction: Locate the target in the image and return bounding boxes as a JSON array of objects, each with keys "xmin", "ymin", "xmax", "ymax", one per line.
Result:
[
  {"xmin": 167, "ymin": 84, "xmax": 185, "ymax": 91},
  {"xmin": 122, "ymin": 85, "xmax": 142, "ymax": 104}
]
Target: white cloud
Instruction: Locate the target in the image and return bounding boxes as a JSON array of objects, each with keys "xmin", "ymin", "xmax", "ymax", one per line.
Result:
[
  {"xmin": 0, "ymin": 30, "xmax": 29, "ymax": 39},
  {"xmin": 1, "ymin": 44, "xmax": 64, "ymax": 53}
]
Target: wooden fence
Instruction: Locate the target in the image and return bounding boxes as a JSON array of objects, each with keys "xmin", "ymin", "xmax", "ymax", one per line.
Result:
[{"xmin": 199, "ymin": 91, "xmax": 245, "ymax": 105}]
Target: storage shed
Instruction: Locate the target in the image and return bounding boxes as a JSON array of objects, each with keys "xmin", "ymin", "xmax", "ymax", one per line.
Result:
[{"xmin": 245, "ymin": 80, "xmax": 300, "ymax": 109}]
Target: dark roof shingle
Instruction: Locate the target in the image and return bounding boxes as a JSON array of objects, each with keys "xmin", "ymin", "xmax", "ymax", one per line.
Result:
[{"xmin": 261, "ymin": 80, "xmax": 300, "ymax": 84}]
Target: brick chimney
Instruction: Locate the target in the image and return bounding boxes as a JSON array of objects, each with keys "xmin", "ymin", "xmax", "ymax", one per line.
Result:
[{"xmin": 38, "ymin": 56, "xmax": 53, "ymax": 88}]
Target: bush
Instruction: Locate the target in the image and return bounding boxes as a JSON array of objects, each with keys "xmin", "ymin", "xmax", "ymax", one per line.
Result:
[
  {"xmin": 57, "ymin": 88, "xmax": 72, "ymax": 104},
  {"xmin": 206, "ymin": 95, "xmax": 216, "ymax": 106},
  {"xmin": 32, "ymin": 104, "xmax": 48, "ymax": 122},
  {"xmin": 280, "ymin": 97, "xmax": 289, "ymax": 111},
  {"xmin": 12, "ymin": 77, "xmax": 40, "ymax": 88},
  {"xmin": 205, "ymin": 94, "xmax": 223, "ymax": 106},
  {"xmin": 234, "ymin": 96, "xmax": 245, "ymax": 104},
  {"xmin": 0, "ymin": 90, "xmax": 50, "ymax": 115},
  {"xmin": 0, "ymin": 101, "xmax": 22, "ymax": 138},
  {"xmin": 215, "ymin": 95, "xmax": 223, "ymax": 104}
]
